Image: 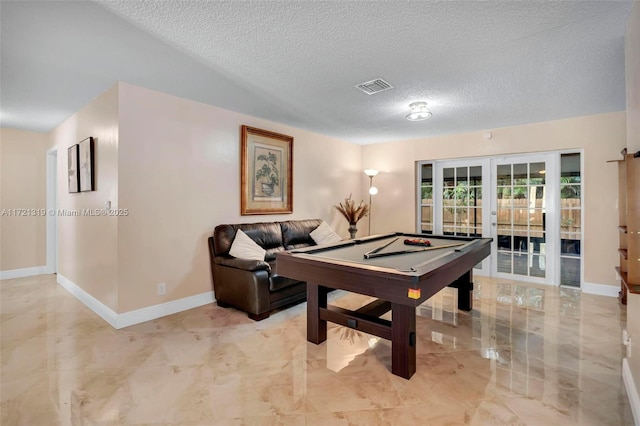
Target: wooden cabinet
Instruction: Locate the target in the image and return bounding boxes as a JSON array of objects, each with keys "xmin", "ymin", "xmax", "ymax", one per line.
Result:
[{"xmin": 611, "ymin": 154, "xmax": 640, "ymax": 304}]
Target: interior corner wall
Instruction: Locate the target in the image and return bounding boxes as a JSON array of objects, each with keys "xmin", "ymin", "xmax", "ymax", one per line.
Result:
[
  {"xmin": 626, "ymin": 0, "xmax": 640, "ymax": 154},
  {"xmin": 361, "ymin": 112, "xmax": 626, "ymax": 289},
  {"xmin": 50, "ymin": 84, "xmax": 119, "ymax": 311},
  {"xmin": 0, "ymin": 128, "xmax": 48, "ymax": 272},
  {"xmin": 624, "ymin": 0, "xmax": 640, "ymax": 416},
  {"xmin": 116, "ymin": 82, "xmax": 361, "ymax": 313}
]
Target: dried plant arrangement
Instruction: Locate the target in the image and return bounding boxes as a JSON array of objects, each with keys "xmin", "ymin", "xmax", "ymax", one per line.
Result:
[{"xmin": 335, "ymin": 194, "xmax": 370, "ymax": 225}]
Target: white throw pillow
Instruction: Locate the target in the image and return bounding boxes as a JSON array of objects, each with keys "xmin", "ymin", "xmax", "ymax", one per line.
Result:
[
  {"xmin": 229, "ymin": 229, "xmax": 266, "ymax": 261},
  {"xmin": 310, "ymin": 221, "xmax": 342, "ymax": 245}
]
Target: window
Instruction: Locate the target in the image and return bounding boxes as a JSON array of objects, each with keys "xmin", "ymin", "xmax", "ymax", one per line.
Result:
[
  {"xmin": 419, "ymin": 163, "xmax": 434, "ymax": 234},
  {"xmin": 560, "ymin": 153, "xmax": 581, "ymax": 287}
]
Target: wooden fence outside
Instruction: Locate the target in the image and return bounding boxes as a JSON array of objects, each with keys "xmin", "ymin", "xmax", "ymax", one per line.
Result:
[{"xmin": 421, "ymin": 199, "xmax": 581, "ymax": 234}]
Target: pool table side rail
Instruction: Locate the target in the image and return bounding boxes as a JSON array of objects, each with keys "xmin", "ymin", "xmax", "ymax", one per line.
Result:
[
  {"xmin": 276, "ymin": 235, "xmax": 491, "ymax": 306},
  {"xmin": 291, "ymin": 232, "xmax": 480, "ymax": 256}
]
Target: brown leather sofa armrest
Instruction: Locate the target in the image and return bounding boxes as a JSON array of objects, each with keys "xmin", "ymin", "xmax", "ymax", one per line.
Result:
[{"xmin": 214, "ymin": 256, "xmax": 271, "ymax": 272}]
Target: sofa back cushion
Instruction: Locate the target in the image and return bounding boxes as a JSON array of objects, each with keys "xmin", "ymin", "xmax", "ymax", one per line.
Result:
[
  {"xmin": 214, "ymin": 222, "xmax": 283, "ymax": 261},
  {"xmin": 281, "ymin": 219, "xmax": 322, "ymax": 250}
]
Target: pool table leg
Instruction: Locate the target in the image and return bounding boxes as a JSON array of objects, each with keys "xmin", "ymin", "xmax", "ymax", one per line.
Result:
[
  {"xmin": 307, "ymin": 282, "xmax": 328, "ymax": 344},
  {"xmin": 391, "ymin": 303, "xmax": 416, "ymax": 379},
  {"xmin": 454, "ymin": 270, "xmax": 473, "ymax": 311}
]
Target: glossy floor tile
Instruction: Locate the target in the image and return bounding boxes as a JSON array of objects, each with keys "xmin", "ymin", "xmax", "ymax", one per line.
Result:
[{"xmin": 1, "ymin": 274, "xmax": 634, "ymax": 425}]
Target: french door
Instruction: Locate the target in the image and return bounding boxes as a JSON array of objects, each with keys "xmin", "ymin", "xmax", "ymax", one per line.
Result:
[
  {"xmin": 490, "ymin": 154, "xmax": 557, "ymax": 285},
  {"xmin": 419, "ymin": 153, "xmax": 559, "ymax": 285},
  {"xmin": 430, "ymin": 159, "xmax": 492, "ymax": 272}
]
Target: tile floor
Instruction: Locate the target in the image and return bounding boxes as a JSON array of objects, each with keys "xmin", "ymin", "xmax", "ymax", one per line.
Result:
[{"xmin": 1, "ymin": 274, "xmax": 635, "ymax": 425}]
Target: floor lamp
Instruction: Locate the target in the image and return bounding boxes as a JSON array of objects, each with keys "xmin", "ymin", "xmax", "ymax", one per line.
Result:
[{"xmin": 364, "ymin": 169, "xmax": 379, "ymax": 235}]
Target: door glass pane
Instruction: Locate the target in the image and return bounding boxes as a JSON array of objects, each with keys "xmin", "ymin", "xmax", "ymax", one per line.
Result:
[
  {"xmin": 457, "ymin": 208, "xmax": 468, "ymax": 225},
  {"xmin": 513, "ymin": 163, "xmax": 528, "ymax": 185},
  {"xmin": 470, "ymin": 166, "xmax": 482, "ymax": 185},
  {"xmin": 497, "ymin": 208, "xmax": 511, "ymax": 225},
  {"xmin": 514, "ymin": 236, "xmax": 528, "ymax": 253},
  {"xmin": 530, "ymin": 226, "xmax": 545, "ymax": 239},
  {"xmin": 530, "ymin": 209, "xmax": 545, "ymax": 229},
  {"xmin": 456, "ymin": 167, "xmax": 468, "ymax": 184},
  {"xmin": 513, "ymin": 209, "xmax": 528, "ymax": 230},
  {"xmin": 530, "ymin": 236, "xmax": 545, "ymax": 253},
  {"xmin": 530, "ymin": 162, "xmax": 546, "ymax": 184},
  {"xmin": 530, "ymin": 255, "xmax": 546, "ymax": 277},
  {"xmin": 561, "ymin": 257, "xmax": 580, "ymax": 287},
  {"xmin": 422, "ymin": 164, "xmax": 433, "ymax": 182},
  {"xmin": 443, "ymin": 189, "xmax": 455, "ymax": 208},
  {"xmin": 457, "ymin": 187, "xmax": 469, "ymax": 205},
  {"xmin": 443, "ymin": 168, "xmax": 455, "ymax": 187},
  {"xmin": 497, "ymin": 165, "xmax": 511, "ymax": 185},
  {"xmin": 456, "ymin": 225, "xmax": 469, "ymax": 236},
  {"xmin": 513, "ymin": 186, "xmax": 528, "ymax": 202},
  {"xmin": 531, "ymin": 186, "xmax": 544, "ymax": 208},
  {"xmin": 421, "ymin": 185, "xmax": 433, "ymax": 201},
  {"xmin": 561, "ymin": 153, "xmax": 581, "ymax": 181},
  {"xmin": 469, "ymin": 207, "xmax": 482, "ymax": 228},
  {"xmin": 498, "ymin": 235, "xmax": 512, "ymax": 251},
  {"xmin": 560, "ymin": 209, "xmax": 581, "ymax": 232},
  {"xmin": 514, "ymin": 254, "xmax": 528, "ymax": 275},
  {"xmin": 471, "ymin": 187, "xmax": 482, "ymax": 202},
  {"xmin": 498, "ymin": 252, "xmax": 512, "ymax": 273},
  {"xmin": 561, "ymin": 235, "xmax": 581, "ymax": 255},
  {"xmin": 561, "ymin": 185, "xmax": 581, "ymax": 205},
  {"xmin": 421, "ymin": 206, "xmax": 433, "ymax": 222}
]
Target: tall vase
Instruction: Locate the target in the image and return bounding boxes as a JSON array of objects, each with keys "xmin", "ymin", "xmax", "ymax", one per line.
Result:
[{"xmin": 348, "ymin": 222, "xmax": 358, "ymax": 239}]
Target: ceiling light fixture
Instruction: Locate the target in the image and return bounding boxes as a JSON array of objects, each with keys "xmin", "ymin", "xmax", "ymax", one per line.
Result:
[{"xmin": 406, "ymin": 101, "xmax": 432, "ymax": 121}]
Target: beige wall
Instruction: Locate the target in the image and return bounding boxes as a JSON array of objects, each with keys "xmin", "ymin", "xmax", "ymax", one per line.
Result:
[
  {"xmin": 627, "ymin": 0, "xmax": 640, "ymax": 153},
  {"xmin": 116, "ymin": 83, "xmax": 361, "ymax": 312},
  {"xmin": 50, "ymin": 85, "xmax": 120, "ymax": 311},
  {"xmin": 0, "ymin": 128, "xmax": 48, "ymax": 271},
  {"xmin": 362, "ymin": 112, "xmax": 626, "ymax": 288},
  {"xmin": 625, "ymin": 0, "xmax": 640, "ymax": 410}
]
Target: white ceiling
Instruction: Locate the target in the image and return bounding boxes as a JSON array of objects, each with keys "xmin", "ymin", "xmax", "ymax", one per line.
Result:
[{"xmin": 0, "ymin": 0, "xmax": 632, "ymax": 145}]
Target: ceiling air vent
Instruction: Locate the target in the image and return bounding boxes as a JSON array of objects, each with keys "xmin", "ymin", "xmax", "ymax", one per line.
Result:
[{"xmin": 355, "ymin": 78, "xmax": 394, "ymax": 95}]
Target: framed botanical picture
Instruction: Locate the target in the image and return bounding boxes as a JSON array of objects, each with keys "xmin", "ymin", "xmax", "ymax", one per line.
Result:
[
  {"xmin": 78, "ymin": 137, "xmax": 95, "ymax": 191},
  {"xmin": 68, "ymin": 144, "xmax": 80, "ymax": 193},
  {"xmin": 240, "ymin": 125, "xmax": 293, "ymax": 215}
]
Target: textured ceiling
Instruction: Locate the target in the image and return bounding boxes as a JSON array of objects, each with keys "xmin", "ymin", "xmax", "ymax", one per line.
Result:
[{"xmin": 0, "ymin": 1, "xmax": 632, "ymax": 144}]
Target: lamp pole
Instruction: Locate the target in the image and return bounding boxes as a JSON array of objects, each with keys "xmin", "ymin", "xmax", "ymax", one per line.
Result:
[
  {"xmin": 364, "ymin": 169, "xmax": 379, "ymax": 235},
  {"xmin": 368, "ymin": 175, "xmax": 373, "ymax": 234}
]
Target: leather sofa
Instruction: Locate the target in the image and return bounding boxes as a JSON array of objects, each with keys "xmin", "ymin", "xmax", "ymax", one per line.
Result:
[{"xmin": 208, "ymin": 219, "xmax": 323, "ymax": 320}]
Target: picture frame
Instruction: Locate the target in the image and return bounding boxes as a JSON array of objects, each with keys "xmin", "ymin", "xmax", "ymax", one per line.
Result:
[
  {"xmin": 240, "ymin": 125, "xmax": 293, "ymax": 215},
  {"xmin": 78, "ymin": 137, "xmax": 94, "ymax": 191},
  {"xmin": 68, "ymin": 144, "xmax": 80, "ymax": 193}
]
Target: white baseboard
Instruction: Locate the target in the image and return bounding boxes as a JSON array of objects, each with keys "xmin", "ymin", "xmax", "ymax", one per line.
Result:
[
  {"xmin": 623, "ymin": 358, "xmax": 640, "ymax": 426},
  {"xmin": 57, "ymin": 274, "xmax": 215, "ymax": 329},
  {"xmin": 116, "ymin": 291, "xmax": 214, "ymax": 329},
  {"xmin": 57, "ymin": 274, "xmax": 119, "ymax": 328},
  {"xmin": 582, "ymin": 281, "xmax": 620, "ymax": 298},
  {"xmin": 0, "ymin": 266, "xmax": 47, "ymax": 280}
]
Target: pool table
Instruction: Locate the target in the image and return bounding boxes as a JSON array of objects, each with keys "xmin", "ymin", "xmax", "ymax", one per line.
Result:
[{"xmin": 276, "ymin": 232, "xmax": 492, "ymax": 379}]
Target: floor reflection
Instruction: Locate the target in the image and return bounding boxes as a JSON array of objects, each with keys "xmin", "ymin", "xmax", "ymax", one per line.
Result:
[{"xmin": 1, "ymin": 274, "xmax": 634, "ymax": 425}]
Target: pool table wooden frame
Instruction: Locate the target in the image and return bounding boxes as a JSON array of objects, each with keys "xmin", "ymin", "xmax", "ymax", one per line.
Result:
[{"xmin": 276, "ymin": 232, "xmax": 492, "ymax": 379}]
